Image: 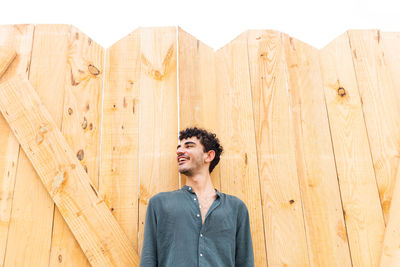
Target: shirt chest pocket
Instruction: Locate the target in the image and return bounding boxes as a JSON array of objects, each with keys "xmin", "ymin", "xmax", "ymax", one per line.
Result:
[{"xmin": 206, "ymin": 208, "xmax": 235, "ymax": 234}]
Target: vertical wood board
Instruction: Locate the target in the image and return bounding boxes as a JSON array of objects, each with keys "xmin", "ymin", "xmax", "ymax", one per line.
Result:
[
  {"xmin": 3, "ymin": 25, "xmax": 70, "ymax": 267},
  {"xmin": 177, "ymin": 27, "xmax": 221, "ymax": 189},
  {"xmin": 0, "ymin": 24, "xmax": 34, "ymax": 266},
  {"xmin": 137, "ymin": 27, "xmax": 180, "ymax": 255},
  {"xmin": 0, "ymin": 75, "xmax": 139, "ymax": 266},
  {"xmin": 319, "ymin": 32, "xmax": 385, "ymax": 266},
  {"xmin": 49, "ymin": 26, "xmax": 104, "ymax": 267},
  {"xmin": 283, "ymin": 34, "xmax": 352, "ymax": 266},
  {"xmin": 348, "ymin": 30, "xmax": 400, "ymax": 221},
  {"xmin": 215, "ymin": 32, "xmax": 267, "ymax": 266},
  {"xmin": 247, "ymin": 30, "xmax": 309, "ymax": 266},
  {"xmin": 99, "ymin": 29, "xmax": 141, "ymax": 252}
]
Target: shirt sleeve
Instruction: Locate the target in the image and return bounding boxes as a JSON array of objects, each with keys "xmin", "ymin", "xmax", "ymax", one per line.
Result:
[
  {"xmin": 235, "ymin": 201, "xmax": 255, "ymax": 267},
  {"xmin": 139, "ymin": 198, "xmax": 158, "ymax": 267}
]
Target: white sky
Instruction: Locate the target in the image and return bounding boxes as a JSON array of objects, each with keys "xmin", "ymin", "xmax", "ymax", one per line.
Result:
[{"xmin": 1, "ymin": 0, "xmax": 399, "ymax": 49}]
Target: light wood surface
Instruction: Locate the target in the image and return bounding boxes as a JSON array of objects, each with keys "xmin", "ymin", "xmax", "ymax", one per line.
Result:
[
  {"xmin": 283, "ymin": 34, "xmax": 352, "ymax": 266},
  {"xmin": 378, "ymin": 32, "xmax": 400, "ymax": 266},
  {"xmin": 348, "ymin": 30, "xmax": 400, "ymax": 222},
  {"xmin": 137, "ymin": 27, "xmax": 180, "ymax": 255},
  {"xmin": 215, "ymin": 31, "xmax": 267, "ymax": 267},
  {"xmin": 247, "ymin": 30, "xmax": 309, "ymax": 266},
  {"xmin": 0, "ymin": 48, "xmax": 15, "ymax": 79},
  {"xmin": 319, "ymin": 32, "xmax": 385, "ymax": 266},
  {"xmin": 0, "ymin": 75, "xmax": 139, "ymax": 266},
  {"xmin": 380, "ymin": 32, "xmax": 400, "ymax": 267},
  {"xmin": 0, "ymin": 24, "xmax": 34, "ymax": 266},
  {"xmin": 48, "ymin": 26, "xmax": 104, "ymax": 267},
  {"xmin": 99, "ymin": 28, "xmax": 141, "ymax": 253},
  {"xmin": 177, "ymin": 27, "xmax": 221, "ymax": 189},
  {"xmin": 0, "ymin": 26, "xmax": 400, "ymax": 267},
  {"xmin": 3, "ymin": 25, "xmax": 70, "ymax": 267}
]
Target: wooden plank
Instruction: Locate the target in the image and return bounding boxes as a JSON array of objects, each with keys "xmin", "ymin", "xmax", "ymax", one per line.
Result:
[
  {"xmin": 381, "ymin": 32, "xmax": 400, "ymax": 104},
  {"xmin": 0, "ymin": 75, "xmax": 139, "ymax": 266},
  {"xmin": 99, "ymin": 29, "xmax": 141, "ymax": 253},
  {"xmin": 137, "ymin": 27, "xmax": 179, "ymax": 255},
  {"xmin": 380, "ymin": 164, "xmax": 400, "ymax": 265},
  {"xmin": 247, "ymin": 30, "xmax": 309, "ymax": 266},
  {"xmin": 215, "ymin": 31, "xmax": 267, "ymax": 266},
  {"xmin": 348, "ymin": 30, "xmax": 400, "ymax": 221},
  {"xmin": 0, "ymin": 47, "xmax": 15, "ymax": 78},
  {"xmin": 48, "ymin": 26, "xmax": 104, "ymax": 267},
  {"xmin": 3, "ymin": 24, "xmax": 70, "ymax": 267},
  {"xmin": 283, "ymin": 34, "xmax": 352, "ymax": 266},
  {"xmin": 177, "ymin": 27, "xmax": 220, "ymax": 189},
  {"xmin": 0, "ymin": 24, "xmax": 34, "ymax": 266},
  {"xmin": 319, "ymin": 32, "xmax": 385, "ymax": 266},
  {"xmin": 376, "ymin": 32, "xmax": 400, "ymax": 267}
]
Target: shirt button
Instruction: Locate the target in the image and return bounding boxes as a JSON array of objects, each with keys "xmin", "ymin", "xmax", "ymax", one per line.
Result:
[
  {"xmin": 200, "ymin": 253, "xmax": 203, "ymax": 257},
  {"xmin": 189, "ymin": 187, "xmax": 192, "ymax": 190},
  {"xmin": 197, "ymin": 214, "xmax": 200, "ymax": 217},
  {"xmin": 200, "ymin": 233, "xmax": 203, "ymax": 237},
  {"xmin": 194, "ymin": 198, "xmax": 197, "ymax": 201}
]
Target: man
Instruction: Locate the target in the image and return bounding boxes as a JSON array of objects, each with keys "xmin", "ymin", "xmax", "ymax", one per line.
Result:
[{"xmin": 140, "ymin": 127, "xmax": 254, "ymax": 267}]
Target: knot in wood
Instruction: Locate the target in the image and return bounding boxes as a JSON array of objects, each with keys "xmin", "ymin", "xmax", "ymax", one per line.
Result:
[
  {"xmin": 338, "ymin": 87, "xmax": 346, "ymax": 97},
  {"xmin": 39, "ymin": 124, "xmax": 49, "ymax": 134},
  {"xmin": 52, "ymin": 171, "xmax": 66, "ymax": 191},
  {"xmin": 82, "ymin": 117, "xmax": 88, "ymax": 130},
  {"xmin": 77, "ymin": 149, "xmax": 84, "ymax": 161},
  {"xmin": 88, "ymin": 64, "xmax": 100, "ymax": 76}
]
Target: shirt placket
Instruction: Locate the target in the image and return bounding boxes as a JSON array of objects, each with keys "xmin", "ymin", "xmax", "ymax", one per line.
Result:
[{"xmin": 186, "ymin": 186, "xmax": 221, "ymax": 266}]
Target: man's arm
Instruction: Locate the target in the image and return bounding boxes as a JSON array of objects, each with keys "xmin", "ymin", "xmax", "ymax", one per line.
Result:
[
  {"xmin": 235, "ymin": 201, "xmax": 255, "ymax": 267},
  {"xmin": 140, "ymin": 198, "xmax": 158, "ymax": 267}
]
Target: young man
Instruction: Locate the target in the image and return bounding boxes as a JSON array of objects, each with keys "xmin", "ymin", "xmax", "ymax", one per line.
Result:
[{"xmin": 140, "ymin": 127, "xmax": 254, "ymax": 267}]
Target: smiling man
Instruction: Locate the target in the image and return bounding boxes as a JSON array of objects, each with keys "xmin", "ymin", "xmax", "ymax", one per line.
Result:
[{"xmin": 139, "ymin": 127, "xmax": 254, "ymax": 267}]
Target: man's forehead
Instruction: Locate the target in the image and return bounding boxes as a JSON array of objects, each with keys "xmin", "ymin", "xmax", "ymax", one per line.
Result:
[{"xmin": 180, "ymin": 136, "xmax": 199, "ymax": 143}]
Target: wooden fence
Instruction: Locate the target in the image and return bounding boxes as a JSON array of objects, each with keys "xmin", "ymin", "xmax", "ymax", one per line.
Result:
[{"xmin": 0, "ymin": 24, "xmax": 400, "ymax": 266}]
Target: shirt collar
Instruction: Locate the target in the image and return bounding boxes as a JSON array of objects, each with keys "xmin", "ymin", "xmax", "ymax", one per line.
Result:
[{"xmin": 182, "ymin": 185, "xmax": 222, "ymax": 198}]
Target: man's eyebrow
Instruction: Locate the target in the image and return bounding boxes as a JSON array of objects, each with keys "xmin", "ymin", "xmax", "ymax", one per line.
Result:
[{"xmin": 177, "ymin": 141, "xmax": 196, "ymax": 149}]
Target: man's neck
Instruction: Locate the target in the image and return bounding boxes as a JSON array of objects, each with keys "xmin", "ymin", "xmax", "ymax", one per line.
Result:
[{"xmin": 185, "ymin": 172, "xmax": 215, "ymax": 196}]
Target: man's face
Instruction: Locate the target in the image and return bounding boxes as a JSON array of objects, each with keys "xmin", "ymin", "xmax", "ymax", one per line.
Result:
[{"xmin": 176, "ymin": 137, "xmax": 208, "ymax": 176}]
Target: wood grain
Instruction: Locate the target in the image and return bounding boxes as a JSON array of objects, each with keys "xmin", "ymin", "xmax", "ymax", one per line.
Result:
[
  {"xmin": 319, "ymin": 32, "xmax": 385, "ymax": 266},
  {"xmin": 0, "ymin": 24, "xmax": 34, "ymax": 266},
  {"xmin": 48, "ymin": 26, "xmax": 104, "ymax": 267},
  {"xmin": 375, "ymin": 32, "xmax": 400, "ymax": 267},
  {"xmin": 177, "ymin": 27, "xmax": 221, "ymax": 189},
  {"xmin": 215, "ymin": 31, "xmax": 267, "ymax": 266},
  {"xmin": 3, "ymin": 25, "xmax": 70, "ymax": 267},
  {"xmin": 0, "ymin": 47, "xmax": 15, "ymax": 79},
  {"xmin": 0, "ymin": 75, "xmax": 139, "ymax": 266},
  {"xmin": 247, "ymin": 30, "xmax": 309, "ymax": 266},
  {"xmin": 348, "ymin": 30, "xmax": 400, "ymax": 222},
  {"xmin": 283, "ymin": 34, "xmax": 352, "ymax": 266},
  {"xmin": 99, "ymin": 28, "xmax": 141, "ymax": 253},
  {"xmin": 137, "ymin": 27, "xmax": 180, "ymax": 255}
]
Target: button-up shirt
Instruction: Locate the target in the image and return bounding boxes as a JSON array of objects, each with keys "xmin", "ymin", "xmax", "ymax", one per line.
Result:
[{"xmin": 139, "ymin": 185, "xmax": 254, "ymax": 267}]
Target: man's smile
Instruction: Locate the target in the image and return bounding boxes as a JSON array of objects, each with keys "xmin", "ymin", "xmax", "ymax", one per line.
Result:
[{"xmin": 178, "ymin": 156, "xmax": 190, "ymax": 165}]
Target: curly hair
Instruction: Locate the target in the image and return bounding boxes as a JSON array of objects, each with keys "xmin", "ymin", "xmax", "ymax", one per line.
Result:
[{"xmin": 178, "ymin": 127, "xmax": 223, "ymax": 173}]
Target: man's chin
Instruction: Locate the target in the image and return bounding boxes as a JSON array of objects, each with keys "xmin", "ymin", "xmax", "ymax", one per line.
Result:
[{"xmin": 178, "ymin": 168, "xmax": 192, "ymax": 176}]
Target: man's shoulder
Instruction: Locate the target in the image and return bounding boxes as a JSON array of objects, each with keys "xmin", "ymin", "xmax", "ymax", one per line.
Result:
[
  {"xmin": 148, "ymin": 189, "xmax": 182, "ymax": 204},
  {"xmin": 221, "ymin": 192, "xmax": 248, "ymax": 210}
]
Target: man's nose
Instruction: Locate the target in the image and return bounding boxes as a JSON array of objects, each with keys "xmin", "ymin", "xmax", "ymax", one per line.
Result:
[{"xmin": 176, "ymin": 147, "xmax": 185, "ymax": 155}]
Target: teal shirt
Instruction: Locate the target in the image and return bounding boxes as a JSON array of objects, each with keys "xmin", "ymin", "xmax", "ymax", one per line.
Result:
[{"xmin": 139, "ymin": 185, "xmax": 254, "ymax": 267}]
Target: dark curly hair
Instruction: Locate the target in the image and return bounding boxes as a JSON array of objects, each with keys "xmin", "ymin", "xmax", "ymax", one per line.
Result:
[{"xmin": 179, "ymin": 127, "xmax": 223, "ymax": 173}]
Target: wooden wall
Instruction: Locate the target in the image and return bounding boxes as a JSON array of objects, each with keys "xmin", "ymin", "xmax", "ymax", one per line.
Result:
[{"xmin": 0, "ymin": 25, "xmax": 400, "ymax": 266}]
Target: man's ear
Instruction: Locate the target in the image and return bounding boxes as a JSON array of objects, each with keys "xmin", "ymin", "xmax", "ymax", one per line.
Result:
[{"xmin": 205, "ymin": 150, "xmax": 215, "ymax": 163}]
